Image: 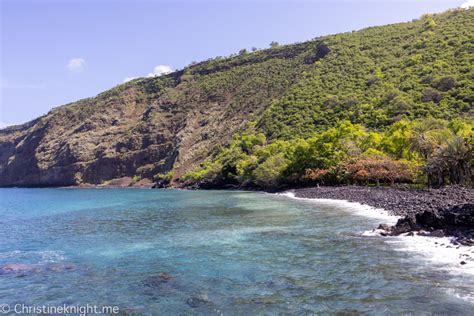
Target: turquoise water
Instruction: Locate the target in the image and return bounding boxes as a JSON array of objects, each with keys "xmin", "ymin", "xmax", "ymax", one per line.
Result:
[{"xmin": 0, "ymin": 188, "xmax": 472, "ymax": 314}]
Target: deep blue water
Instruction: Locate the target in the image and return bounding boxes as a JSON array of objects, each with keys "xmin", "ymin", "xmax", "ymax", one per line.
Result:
[{"xmin": 0, "ymin": 188, "xmax": 472, "ymax": 314}]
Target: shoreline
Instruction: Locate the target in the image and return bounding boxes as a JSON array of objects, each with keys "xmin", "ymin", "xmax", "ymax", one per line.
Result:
[
  {"xmin": 290, "ymin": 185, "xmax": 473, "ymax": 218},
  {"xmin": 277, "ymin": 188, "xmax": 474, "ymax": 274},
  {"xmin": 290, "ymin": 185, "xmax": 473, "ymax": 244},
  {"xmin": 2, "ymin": 184, "xmax": 472, "ymax": 245}
]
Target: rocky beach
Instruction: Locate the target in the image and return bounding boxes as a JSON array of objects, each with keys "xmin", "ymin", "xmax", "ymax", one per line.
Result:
[{"xmin": 292, "ymin": 185, "xmax": 474, "ymax": 247}]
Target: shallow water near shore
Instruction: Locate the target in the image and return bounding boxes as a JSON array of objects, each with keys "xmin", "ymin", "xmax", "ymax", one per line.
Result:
[{"xmin": 0, "ymin": 188, "xmax": 472, "ymax": 314}]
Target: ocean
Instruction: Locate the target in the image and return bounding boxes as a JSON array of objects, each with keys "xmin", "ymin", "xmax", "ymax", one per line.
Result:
[{"xmin": 0, "ymin": 188, "xmax": 472, "ymax": 314}]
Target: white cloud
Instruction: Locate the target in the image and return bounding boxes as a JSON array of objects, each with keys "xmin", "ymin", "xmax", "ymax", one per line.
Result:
[
  {"xmin": 123, "ymin": 76, "xmax": 137, "ymax": 83},
  {"xmin": 122, "ymin": 65, "xmax": 172, "ymax": 84},
  {"xmin": 147, "ymin": 65, "xmax": 172, "ymax": 77},
  {"xmin": 461, "ymin": 0, "xmax": 474, "ymax": 8},
  {"xmin": 66, "ymin": 58, "xmax": 86, "ymax": 73}
]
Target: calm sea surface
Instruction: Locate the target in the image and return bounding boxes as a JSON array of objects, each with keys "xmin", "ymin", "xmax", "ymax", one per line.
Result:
[{"xmin": 0, "ymin": 188, "xmax": 472, "ymax": 314}]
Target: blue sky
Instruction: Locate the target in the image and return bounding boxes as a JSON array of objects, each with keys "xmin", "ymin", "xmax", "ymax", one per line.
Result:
[{"xmin": 0, "ymin": 0, "xmax": 470, "ymax": 127}]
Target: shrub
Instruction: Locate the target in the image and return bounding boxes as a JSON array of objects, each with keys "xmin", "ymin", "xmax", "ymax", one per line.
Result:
[
  {"xmin": 132, "ymin": 175, "xmax": 141, "ymax": 183},
  {"xmin": 252, "ymin": 153, "xmax": 288, "ymax": 188},
  {"xmin": 154, "ymin": 171, "xmax": 173, "ymax": 182},
  {"xmin": 304, "ymin": 168, "xmax": 331, "ymax": 184},
  {"xmin": 343, "ymin": 155, "xmax": 417, "ymax": 185},
  {"xmin": 433, "ymin": 77, "xmax": 456, "ymax": 91},
  {"xmin": 421, "ymin": 88, "xmax": 441, "ymax": 103}
]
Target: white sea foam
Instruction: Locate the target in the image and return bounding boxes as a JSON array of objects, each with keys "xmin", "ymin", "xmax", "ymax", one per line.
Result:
[
  {"xmin": 276, "ymin": 191, "xmax": 398, "ymax": 224},
  {"xmin": 387, "ymin": 234, "xmax": 474, "ymax": 302},
  {"xmin": 385, "ymin": 234, "xmax": 474, "ymax": 276},
  {"xmin": 277, "ymin": 190, "xmax": 474, "ymax": 298}
]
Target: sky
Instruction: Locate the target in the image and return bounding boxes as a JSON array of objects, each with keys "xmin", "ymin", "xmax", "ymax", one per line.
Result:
[{"xmin": 0, "ymin": 0, "xmax": 472, "ymax": 127}]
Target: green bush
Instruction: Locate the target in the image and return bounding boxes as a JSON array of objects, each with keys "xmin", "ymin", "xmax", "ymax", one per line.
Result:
[
  {"xmin": 154, "ymin": 171, "xmax": 173, "ymax": 182},
  {"xmin": 132, "ymin": 175, "xmax": 141, "ymax": 183},
  {"xmin": 182, "ymin": 118, "xmax": 473, "ymax": 188}
]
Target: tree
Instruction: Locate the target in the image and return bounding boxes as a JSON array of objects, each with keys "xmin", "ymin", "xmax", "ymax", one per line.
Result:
[
  {"xmin": 382, "ymin": 120, "xmax": 413, "ymax": 159},
  {"xmin": 434, "ymin": 77, "xmax": 456, "ymax": 91},
  {"xmin": 427, "ymin": 136, "xmax": 473, "ymax": 186},
  {"xmin": 252, "ymin": 153, "xmax": 288, "ymax": 187},
  {"xmin": 421, "ymin": 88, "xmax": 441, "ymax": 103},
  {"xmin": 344, "ymin": 155, "xmax": 416, "ymax": 185},
  {"xmin": 409, "ymin": 119, "xmax": 446, "ymax": 159},
  {"xmin": 269, "ymin": 41, "xmax": 279, "ymax": 48}
]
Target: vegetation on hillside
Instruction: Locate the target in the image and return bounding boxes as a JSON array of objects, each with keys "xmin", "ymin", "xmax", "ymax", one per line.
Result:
[
  {"xmin": 183, "ymin": 9, "xmax": 474, "ymax": 189},
  {"xmin": 183, "ymin": 118, "xmax": 473, "ymax": 188},
  {"xmin": 1, "ymin": 9, "xmax": 472, "ymax": 188},
  {"xmin": 259, "ymin": 10, "xmax": 473, "ymax": 139}
]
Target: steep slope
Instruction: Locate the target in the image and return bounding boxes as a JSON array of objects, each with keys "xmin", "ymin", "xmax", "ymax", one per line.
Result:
[
  {"xmin": 258, "ymin": 8, "xmax": 473, "ymax": 138},
  {"xmin": 0, "ymin": 8, "xmax": 472, "ymax": 187},
  {"xmin": 0, "ymin": 43, "xmax": 316, "ymax": 186}
]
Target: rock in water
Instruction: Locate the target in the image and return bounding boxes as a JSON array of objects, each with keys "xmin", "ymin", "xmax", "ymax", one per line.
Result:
[
  {"xmin": 186, "ymin": 292, "xmax": 212, "ymax": 308},
  {"xmin": 144, "ymin": 272, "xmax": 173, "ymax": 288},
  {"xmin": 0, "ymin": 263, "xmax": 37, "ymax": 274},
  {"xmin": 0, "ymin": 263, "xmax": 75, "ymax": 275}
]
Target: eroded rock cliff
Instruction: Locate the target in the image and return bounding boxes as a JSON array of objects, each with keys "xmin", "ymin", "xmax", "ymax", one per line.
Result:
[{"xmin": 0, "ymin": 42, "xmax": 315, "ymax": 186}]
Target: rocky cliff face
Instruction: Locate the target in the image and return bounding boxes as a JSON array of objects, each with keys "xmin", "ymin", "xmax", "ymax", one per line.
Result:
[{"xmin": 0, "ymin": 42, "xmax": 315, "ymax": 186}]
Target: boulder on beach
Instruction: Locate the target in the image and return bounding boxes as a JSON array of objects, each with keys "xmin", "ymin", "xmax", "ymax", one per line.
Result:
[{"xmin": 377, "ymin": 203, "xmax": 474, "ymax": 245}]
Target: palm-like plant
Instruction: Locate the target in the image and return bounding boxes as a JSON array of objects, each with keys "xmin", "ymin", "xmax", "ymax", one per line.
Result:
[
  {"xmin": 426, "ymin": 135, "xmax": 473, "ymax": 186},
  {"xmin": 439, "ymin": 136, "xmax": 472, "ymax": 184},
  {"xmin": 410, "ymin": 118, "xmax": 473, "ymax": 186},
  {"xmin": 409, "ymin": 118, "xmax": 446, "ymax": 159}
]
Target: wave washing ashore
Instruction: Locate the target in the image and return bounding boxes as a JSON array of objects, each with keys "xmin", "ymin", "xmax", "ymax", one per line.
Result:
[
  {"xmin": 279, "ymin": 186, "xmax": 474, "ymax": 272},
  {"xmin": 1, "ymin": 188, "xmax": 473, "ymax": 313}
]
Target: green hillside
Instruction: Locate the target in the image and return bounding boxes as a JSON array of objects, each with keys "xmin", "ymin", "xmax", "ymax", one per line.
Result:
[
  {"xmin": 0, "ymin": 8, "xmax": 472, "ymax": 188},
  {"xmin": 184, "ymin": 8, "xmax": 474, "ymax": 189},
  {"xmin": 259, "ymin": 9, "xmax": 473, "ymax": 139}
]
